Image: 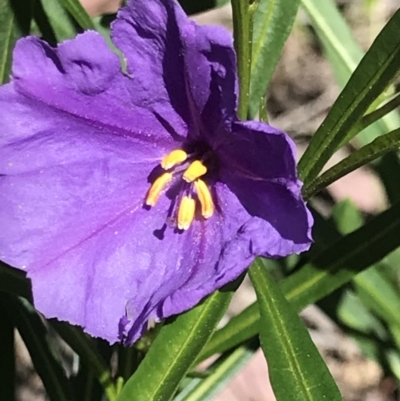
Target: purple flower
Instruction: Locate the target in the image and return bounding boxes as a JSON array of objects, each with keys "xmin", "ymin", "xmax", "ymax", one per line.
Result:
[{"xmin": 0, "ymin": 0, "xmax": 312, "ymax": 344}]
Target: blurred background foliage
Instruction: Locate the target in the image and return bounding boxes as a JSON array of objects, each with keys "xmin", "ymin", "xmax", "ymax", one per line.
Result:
[{"xmin": 1, "ymin": 0, "xmax": 400, "ymax": 400}]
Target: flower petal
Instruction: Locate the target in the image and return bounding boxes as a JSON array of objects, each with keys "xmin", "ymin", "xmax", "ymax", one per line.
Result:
[
  {"xmin": 0, "ymin": 88, "xmax": 252, "ymax": 343},
  {"xmin": 0, "ymin": 0, "xmax": 312, "ymax": 346},
  {"xmin": 12, "ymin": 31, "xmax": 177, "ymax": 140},
  {"xmin": 218, "ymin": 120, "xmax": 313, "ymax": 256},
  {"xmin": 0, "ymin": 104, "xmax": 166, "ymax": 343},
  {"xmin": 0, "ymin": 159, "xmax": 154, "ymax": 343},
  {"xmin": 1, "ymin": 173, "xmax": 248, "ymax": 343},
  {"xmin": 111, "ymin": 0, "xmax": 237, "ymax": 138},
  {"xmin": 123, "ymin": 181, "xmax": 258, "ymax": 344},
  {"xmin": 0, "ymin": 85, "xmax": 170, "ymax": 266}
]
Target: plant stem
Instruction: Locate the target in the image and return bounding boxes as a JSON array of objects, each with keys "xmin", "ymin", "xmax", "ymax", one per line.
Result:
[{"xmin": 232, "ymin": 0, "xmax": 257, "ymax": 119}]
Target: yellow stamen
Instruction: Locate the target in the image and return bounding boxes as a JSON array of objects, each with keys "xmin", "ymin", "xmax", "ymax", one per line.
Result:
[
  {"xmin": 183, "ymin": 160, "xmax": 207, "ymax": 183},
  {"xmin": 177, "ymin": 196, "xmax": 196, "ymax": 230},
  {"xmin": 161, "ymin": 149, "xmax": 188, "ymax": 170},
  {"xmin": 194, "ymin": 179, "xmax": 214, "ymax": 219},
  {"xmin": 145, "ymin": 172, "xmax": 173, "ymax": 206}
]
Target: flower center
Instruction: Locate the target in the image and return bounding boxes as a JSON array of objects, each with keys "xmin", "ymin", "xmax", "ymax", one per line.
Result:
[{"xmin": 145, "ymin": 149, "xmax": 215, "ymax": 230}]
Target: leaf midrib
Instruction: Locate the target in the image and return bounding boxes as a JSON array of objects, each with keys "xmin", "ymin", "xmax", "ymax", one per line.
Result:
[
  {"xmin": 253, "ymin": 263, "xmax": 316, "ymax": 401},
  {"xmin": 144, "ymin": 294, "xmax": 222, "ymax": 400}
]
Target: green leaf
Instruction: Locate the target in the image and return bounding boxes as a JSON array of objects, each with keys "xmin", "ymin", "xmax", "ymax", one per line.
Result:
[
  {"xmin": 298, "ymin": 8, "xmax": 400, "ymax": 184},
  {"xmin": 0, "ymin": 0, "xmax": 33, "ymax": 84},
  {"xmin": 355, "ymin": 268, "xmax": 400, "ymax": 330},
  {"xmin": 375, "ymin": 152, "xmax": 400, "ymax": 204},
  {"xmin": 3, "ymin": 295, "xmax": 74, "ymax": 401},
  {"xmin": 201, "ymin": 201, "xmax": 400, "ymax": 360},
  {"xmin": 116, "ymin": 287, "xmax": 236, "ymax": 401},
  {"xmin": 331, "ymin": 201, "xmax": 400, "ymax": 335},
  {"xmin": 249, "ymin": 0, "xmax": 301, "ymax": 118},
  {"xmin": 199, "ymin": 301, "xmax": 258, "ymax": 361},
  {"xmin": 51, "ymin": 321, "xmax": 117, "ymax": 401},
  {"xmin": 59, "ymin": 0, "xmax": 94, "ymax": 30},
  {"xmin": 303, "ymin": 127, "xmax": 400, "ymax": 199},
  {"xmin": 0, "ymin": 293, "xmax": 15, "ymax": 401},
  {"xmin": 250, "ymin": 261, "xmax": 342, "ymax": 401},
  {"xmin": 348, "ymin": 92, "xmax": 400, "ymax": 141},
  {"xmin": 0, "ymin": 262, "xmax": 32, "ymax": 301},
  {"xmin": 337, "ymin": 290, "xmax": 389, "ymax": 362},
  {"xmin": 32, "ymin": 0, "xmax": 57, "ymax": 44},
  {"xmin": 301, "ymin": 0, "xmax": 400, "ymax": 145},
  {"xmin": 338, "ymin": 290, "xmax": 386, "ymax": 339},
  {"xmin": 283, "ymin": 201, "xmax": 400, "ymax": 310},
  {"xmin": 301, "ymin": 0, "xmax": 362, "ymax": 86},
  {"xmin": 39, "ymin": 0, "xmax": 80, "ymax": 41},
  {"xmin": 386, "ymin": 350, "xmax": 400, "ymax": 380},
  {"xmin": 176, "ymin": 341, "xmax": 258, "ymax": 401},
  {"xmin": 331, "ymin": 199, "xmax": 363, "ymax": 234},
  {"xmin": 330, "ymin": 200, "xmax": 400, "ymax": 380}
]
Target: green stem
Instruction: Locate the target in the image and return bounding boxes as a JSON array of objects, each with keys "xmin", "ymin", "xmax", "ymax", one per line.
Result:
[{"xmin": 232, "ymin": 0, "xmax": 256, "ymax": 119}]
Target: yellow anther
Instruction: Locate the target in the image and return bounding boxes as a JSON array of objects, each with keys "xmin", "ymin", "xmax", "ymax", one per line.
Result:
[
  {"xmin": 194, "ymin": 179, "xmax": 214, "ymax": 219},
  {"xmin": 161, "ymin": 149, "xmax": 188, "ymax": 170},
  {"xmin": 177, "ymin": 196, "xmax": 196, "ymax": 230},
  {"xmin": 183, "ymin": 160, "xmax": 207, "ymax": 183},
  {"xmin": 145, "ymin": 172, "xmax": 173, "ymax": 207}
]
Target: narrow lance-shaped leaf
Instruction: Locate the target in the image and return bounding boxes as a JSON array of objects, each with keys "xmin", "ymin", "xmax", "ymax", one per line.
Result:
[
  {"xmin": 339, "ymin": 92, "xmax": 400, "ymax": 148},
  {"xmin": 3, "ymin": 295, "xmax": 74, "ymax": 401},
  {"xmin": 303, "ymin": 127, "xmax": 400, "ymax": 199},
  {"xmin": 301, "ymin": 0, "xmax": 400, "ymax": 145},
  {"xmin": 38, "ymin": 0, "xmax": 81, "ymax": 41},
  {"xmin": 51, "ymin": 321, "xmax": 118, "ymax": 401},
  {"xmin": 32, "ymin": 0, "xmax": 57, "ymax": 44},
  {"xmin": 116, "ymin": 287, "xmax": 236, "ymax": 401},
  {"xmin": 331, "ymin": 200, "xmax": 400, "ymax": 380},
  {"xmin": 301, "ymin": 0, "xmax": 362, "ymax": 86},
  {"xmin": 332, "ymin": 201, "xmax": 400, "ymax": 339},
  {"xmin": 59, "ymin": 0, "xmax": 95, "ymax": 30},
  {"xmin": 298, "ymin": 8, "xmax": 400, "ymax": 184},
  {"xmin": 249, "ymin": 0, "xmax": 301, "ymax": 118},
  {"xmin": 199, "ymin": 301, "xmax": 258, "ymax": 362},
  {"xmin": 281, "ymin": 200, "xmax": 400, "ymax": 311},
  {"xmin": 375, "ymin": 152, "xmax": 400, "ymax": 204},
  {"xmin": 176, "ymin": 341, "xmax": 258, "ymax": 401},
  {"xmin": 250, "ymin": 260, "xmax": 342, "ymax": 401},
  {"xmin": 201, "ymin": 200, "xmax": 400, "ymax": 360},
  {"xmin": 0, "ymin": 0, "xmax": 32, "ymax": 83}
]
